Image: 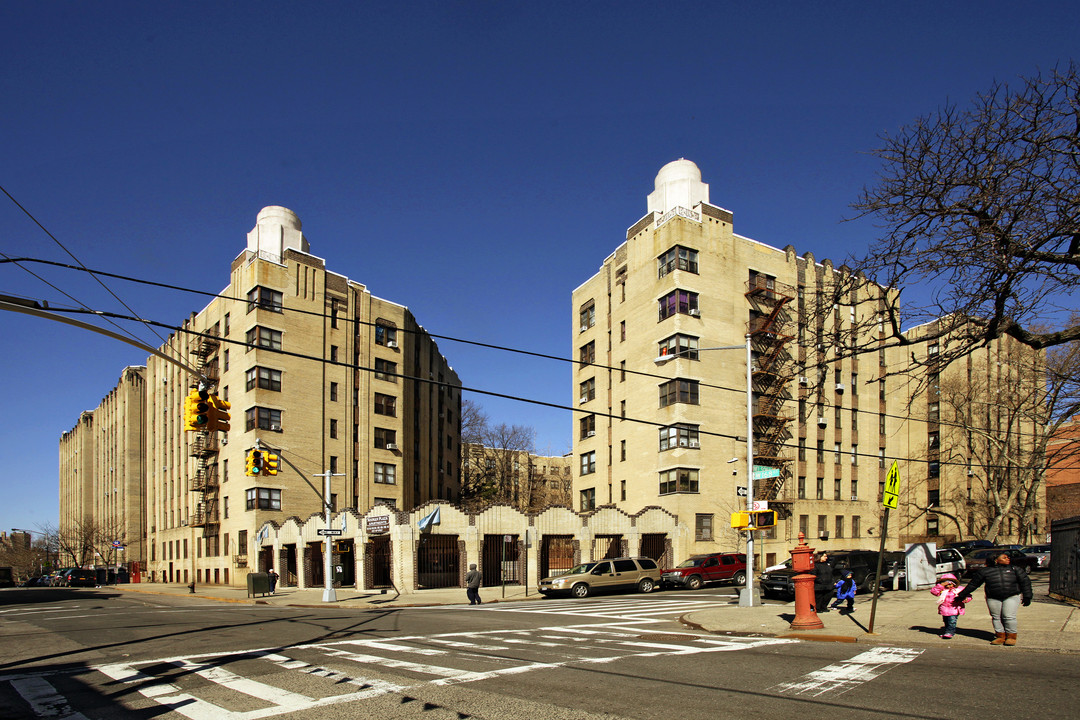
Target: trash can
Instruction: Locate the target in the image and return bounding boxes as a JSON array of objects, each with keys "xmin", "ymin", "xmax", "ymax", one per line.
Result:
[{"xmin": 247, "ymin": 572, "xmax": 271, "ymax": 598}]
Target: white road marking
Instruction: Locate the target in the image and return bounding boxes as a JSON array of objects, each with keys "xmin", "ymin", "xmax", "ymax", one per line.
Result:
[
  {"xmin": 9, "ymin": 676, "xmax": 90, "ymax": 719},
  {"xmin": 769, "ymin": 646, "xmax": 923, "ymax": 697}
]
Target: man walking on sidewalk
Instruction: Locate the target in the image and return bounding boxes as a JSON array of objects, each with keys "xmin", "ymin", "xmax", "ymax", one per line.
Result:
[{"xmin": 465, "ymin": 564, "xmax": 482, "ymax": 606}]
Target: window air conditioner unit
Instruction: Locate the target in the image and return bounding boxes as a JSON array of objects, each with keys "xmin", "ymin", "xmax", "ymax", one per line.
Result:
[
  {"xmin": 835, "ymin": 383, "xmax": 845, "ymax": 392},
  {"xmin": 689, "ymin": 308, "xmax": 700, "ymax": 317},
  {"xmin": 270, "ymin": 424, "xmax": 280, "ymax": 431},
  {"xmin": 387, "ymin": 340, "xmax": 398, "ymax": 348},
  {"xmin": 688, "ymin": 440, "xmax": 700, "ymax": 448},
  {"xmin": 386, "ymin": 443, "xmax": 397, "ymax": 450},
  {"xmin": 851, "ymin": 495, "xmax": 858, "ymax": 501},
  {"xmin": 799, "ymin": 377, "xmax": 809, "ymax": 386},
  {"xmin": 817, "ymin": 417, "xmax": 828, "ymax": 427},
  {"xmin": 586, "ymin": 431, "xmax": 595, "ymax": 437},
  {"xmin": 221, "ymin": 436, "xmax": 228, "ymax": 445},
  {"xmin": 580, "ymin": 325, "xmax": 588, "ymax": 332},
  {"xmin": 579, "ymin": 397, "xmax": 588, "ymax": 404}
]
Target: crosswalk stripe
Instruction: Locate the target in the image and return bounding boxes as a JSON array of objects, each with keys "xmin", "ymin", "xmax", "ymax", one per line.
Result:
[
  {"xmin": 769, "ymin": 646, "xmax": 923, "ymax": 697},
  {"xmin": 9, "ymin": 676, "xmax": 90, "ymax": 720}
]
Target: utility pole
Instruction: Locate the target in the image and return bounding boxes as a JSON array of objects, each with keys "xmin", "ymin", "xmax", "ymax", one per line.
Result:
[{"xmin": 313, "ymin": 470, "xmax": 345, "ymax": 602}]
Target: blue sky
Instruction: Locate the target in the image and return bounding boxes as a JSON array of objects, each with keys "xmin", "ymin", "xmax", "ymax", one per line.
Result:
[{"xmin": 1, "ymin": 2, "xmax": 1076, "ymax": 536}]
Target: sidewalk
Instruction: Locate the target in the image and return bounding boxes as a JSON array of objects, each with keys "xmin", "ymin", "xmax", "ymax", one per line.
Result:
[{"xmin": 113, "ymin": 577, "xmax": 1080, "ymax": 653}]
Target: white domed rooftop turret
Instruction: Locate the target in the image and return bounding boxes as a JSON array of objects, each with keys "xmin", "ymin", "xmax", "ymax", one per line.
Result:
[
  {"xmin": 647, "ymin": 158, "xmax": 709, "ymax": 216},
  {"xmin": 247, "ymin": 206, "xmax": 309, "ymax": 257}
]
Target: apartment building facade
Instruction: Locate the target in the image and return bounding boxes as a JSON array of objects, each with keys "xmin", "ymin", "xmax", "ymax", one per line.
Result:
[
  {"xmin": 58, "ymin": 366, "xmax": 148, "ymax": 572},
  {"xmin": 571, "ymin": 159, "xmax": 1044, "ymax": 569},
  {"xmin": 62, "ymin": 206, "xmax": 462, "ymax": 586}
]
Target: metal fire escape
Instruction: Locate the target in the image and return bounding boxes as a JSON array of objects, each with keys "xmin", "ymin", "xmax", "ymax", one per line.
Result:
[
  {"xmin": 189, "ymin": 329, "xmax": 221, "ymax": 529},
  {"xmin": 746, "ymin": 276, "xmax": 795, "ymax": 517}
]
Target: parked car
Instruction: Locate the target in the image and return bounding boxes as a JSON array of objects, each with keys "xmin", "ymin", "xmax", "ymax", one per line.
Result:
[
  {"xmin": 67, "ymin": 569, "xmax": 98, "ymax": 588},
  {"xmin": 1020, "ymin": 544, "xmax": 1051, "ymax": 571},
  {"xmin": 961, "ymin": 547, "xmax": 1039, "ymax": 577},
  {"xmin": 760, "ymin": 550, "xmax": 900, "ymax": 600},
  {"xmin": 944, "ymin": 539, "xmax": 995, "ymax": 553},
  {"xmin": 54, "ymin": 569, "xmax": 75, "ymax": 586},
  {"xmin": 764, "ymin": 558, "xmax": 793, "ymax": 573},
  {"xmin": 538, "ymin": 557, "xmax": 661, "ymax": 598},
  {"xmin": 660, "ymin": 553, "xmax": 747, "ymax": 590}
]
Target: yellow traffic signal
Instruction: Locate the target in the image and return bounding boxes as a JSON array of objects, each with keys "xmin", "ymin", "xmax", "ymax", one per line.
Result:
[
  {"xmin": 749, "ymin": 510, "xmax": 777, "ymax": 528},
  {"xmin": 246, "ymin": 449, "xmax": 264, "ymax": 477},
  {"xmin": 183, "ymin": 390, "xmax": 201, "ymax": 431},
  {"xmin": 209, "ymin": 394, "xmax": 231, "ymax": 433},
  {"xmin": 730, "ymin": 511, "xmax": 750, "ymax": 529},
  {"xmin": 263, "ymin": 453, "xmax": 279, "ymax": 476}
]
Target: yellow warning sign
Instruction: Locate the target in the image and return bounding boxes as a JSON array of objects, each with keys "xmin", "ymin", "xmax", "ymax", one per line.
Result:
[{"xmin": 882, "ymin": 460, "xmax": 901, "ymax": 509}]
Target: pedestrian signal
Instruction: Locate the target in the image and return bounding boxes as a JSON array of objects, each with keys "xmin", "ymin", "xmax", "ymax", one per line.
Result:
[
  {"xmin": 730, "ymin": 511, "xmax": 750, "ymax": 529},
  {"xmin": 749, "ymin": 510, "xmax": 777, "ymax": 528},
  {"xmin": 263, "ymin": 453, "xmax": 279, "ymax": 476},
  {"xmin": 208, "ymin": 394, "xmax": 231, "ymax": 433}
]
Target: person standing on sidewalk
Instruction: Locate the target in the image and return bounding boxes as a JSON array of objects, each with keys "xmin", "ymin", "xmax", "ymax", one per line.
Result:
[
  {"xmin": 929, "ymin": 572, "xmax": 970, "ymax": 639},
  {"xmin": 955, "ymin": 553, "xmax": 1032, "ymax": 645},
  {"xmin": 813, "ymin": 552, "xmax": 834, "ymax": 613},
  {"xmin": 268, "ymin": 568, "xmax": 279, "ymax": 595},
  {"xmin": 465, "ymin": 563, "xmax": 482, "ymax": 606}
]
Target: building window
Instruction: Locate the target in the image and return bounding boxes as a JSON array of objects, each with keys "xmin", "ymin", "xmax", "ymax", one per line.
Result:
[
  {"xmin": 245, "ymin": 367, "xmax": 282, "ymax": 392},
  {"xmin": 580, "ymin": 414, "xmax": 596, "ymax": 439},
  {"xmin": 374, "ymin": 393, "xmax": 396, "ymax": 416},
  {"xmin": 579, "ymin": 378, "xmax": 596, "ymax": 403},
  {"xmin": 330, "ymin": 382, "xmax": 339, "ymax": 402},
  {"xmin": 374, "ymin": 463, "xmax": 396, "ymax": 484},
  {"xmin": 620, "ymin": 360, "xmax": 626, "ymax": 381},
  {"xmin": 580, "ymin": 488, "xmax": 596, "ymax": 512},
  {"xmin": 375, "ymin": 428, "xmax": 396, "ymax": 449},
  {"xmin": 245, "ymin": 487, "xmax": 281, "ymax": 510},
  {"xmin": 928, "ymin": 460, "xmax": 940, "ymax": 478},
  {"xmin": 330, "ymin": 345, "xmax": 338, "ymax": 363},
  {"xmin": 835, "ymin": 516, "xmax": 845, "ymax": 539},
  {"xmin": 851, "ymin": 479, "xmax": 858, "ymax": 501},
  {"xmin": 695, "ymin": 514, "xmax": 713, "ymax": 541},
  {"xmin": 329, "ymin": 419, "xmax": 338, "ymax": 439},
  {"xmin": 579, "ymin": 302, "xmax": 595, "ymax": 331},
  {"xmin": 851, "ymin": 445, "xmax": 859, "ymax": 465},
  {"xmin": 658, "ymin": 246, "xmax": 699, "ymax": 277},
  {"xmin": 620, "ymin": 480, "xmax": 626, "ymax": 501},
  {"xmin": 659, "ymin": 379, "xmax": 699, "ymax": 407},
  {"xmin": 620, "ymin": 440, "xmax": 626, "ymax": 461},
  {"xmin": 834, "ymin": 478, "xmax": 842, "ymax": 501},
  {"xmin": 659, "ymin": 423, "xmax": 699, "ymax": 451},
  {"xmin": 247, "ymin": 286, "xmax": 283, "ymax": 313},
  {"xmin": 375, "ymin": 324, "xmax": 397, "ymax": 347},
  {"xmin": 658, "ymin": 289, "xmax": 699, "ymax": 321},
  {"xmin": 799, "ymin": 515, "xmax": 809, "ymax": 536},
  {"xmin": 374, "ymin": 358, "xmax": 397, "ymax": 381},
  {"xmin": 797, "ymin": 476, "xmax": 806, "ymax": 499},
  {"xmin": 928, "ymin": 489, "xmax": 940, "ymax": 507},
  {"xmin": 580, "ymin": 341, "xmax": 595, "ymax": 366},
  {"xmin": 928, "ymin": 402, "xmax": 940, "ymax": 422},
  {"xmin": 224, "ymin": 313, "xmax": 230, "ymax": 336},
  {"xmin": 817, "ymin": 515, "xmax": 827, "ymax": 538},
  {"xmin": 927, "ymin": 516, "xmax": 940, "ymax": 535},
  {"xmin": 659, "ymin": 467, "xmax": 699, "ymax": 494},
  {"xmin": 657, "ymin": 333, "xmax": 699, "ymax": 360},
  {"xmin": 580, "ymin": 451, "xmax": 596, "ymax": 475},
  {"xmin": 816, "ymin": 477, "xmax": 824, "ymax": 500},
  {"xmin": 879, "ymin": 414, "xmax": 886, "ymax": 435},
  {"xmin": 224, "ymin": 349, "xmax": 229, "ymax": 371},
  {"xmin": 834, "ymin": 442, "xmax": 842, "ymax": 464},
  {"xmin": 224, "ymin": 496, "xmax": 229, "ymax": 519},
  {"xmin": 852, "ymin": 516, "xmax": 861, "ymax": 538},
  {"xmin": 246, "ymin": 326, "xmax": 282, "ymax": 351},
  {"xmin": 620, "ymin": 321, "xmax": 626, "ymax": 341},
  {"xmin": 928, "ymin": 432, "xmax": 939, "ymax": 450},
  {"xmin": 245, "ymin": 407, "xmax": 282, "ymax": 432}
]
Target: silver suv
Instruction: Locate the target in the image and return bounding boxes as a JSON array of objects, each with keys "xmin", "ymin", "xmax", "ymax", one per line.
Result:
[{"xmin": 539, "ymin": 556, "xmax": 661, "ymax": 598}]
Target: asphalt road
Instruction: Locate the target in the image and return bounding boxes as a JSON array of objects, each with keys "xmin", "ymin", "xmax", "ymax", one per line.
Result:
[{"xmin": 1, "ymin": 586, "xmax": 1076, "ymax": 719}]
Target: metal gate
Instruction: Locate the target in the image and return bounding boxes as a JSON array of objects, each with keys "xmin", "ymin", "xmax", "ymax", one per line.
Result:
[
  {"xmin": 592, "ymin": 534, "xmax": 623, "ymax": 561},
  {"xmin": 417, "ymin": 534, "xmax": 460, "ymax": 589},
  {"xmin": 1051, "ymin": 516, "xmax": 1080, "ymax": 602},
  {"xmin": 482, "ymin": 534, "xmax": 520, "ymax": 586},
  {"xmin": 541, "ymin": 535, "xmax": 575, "ymax": 578},
  {"xmin": 640, "ymin": 533, "xmax": 669, "ymax": 566},
  {"xmin": 366, "ymin": 536, "xmax": 392, "ymax": 588}
]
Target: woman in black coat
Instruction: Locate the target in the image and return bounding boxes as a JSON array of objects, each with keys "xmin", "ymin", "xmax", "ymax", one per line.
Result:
[
  {"xmin": 813, "ymin": 551, "xmax": 834, "ymax": 613},
  {"xmin": 955, "ymin": 552, "xmax": 1032, "ymax": 645}
]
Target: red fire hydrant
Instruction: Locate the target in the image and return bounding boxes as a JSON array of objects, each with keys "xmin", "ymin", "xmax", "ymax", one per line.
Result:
[{"xmin": 789, "ymin": 532, "xmax": 824, "ymax": 630}]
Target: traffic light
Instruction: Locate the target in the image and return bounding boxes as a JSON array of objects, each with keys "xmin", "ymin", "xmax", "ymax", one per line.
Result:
[
  {"xmin": 208, "ymin": 394, "xmax": 231, "ymax": 433},
  {"xmin": 246, "ymin": 449, "xmax": 264, "ymax": 477},
  {"xmin": 749, "ymin": 510, "xmax": 777, "ymax": 528},
  {"xmin": 730, "ymin": 511, "xmax": 750, "ymax": 529},
  {"xmin": 262, "ymin": 452, "xmax": 279, "ymax": 476},
  {"xmin": 184, "ymin": 389, "xmax": 211, "ymax": 431},
  {"xmin": 183, "ymin": 391, "xmax": 200, "ymax": 431}
]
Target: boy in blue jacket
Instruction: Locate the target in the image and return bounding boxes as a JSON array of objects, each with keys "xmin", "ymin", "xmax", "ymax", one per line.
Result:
[{"xmin": 831, "ymin": 571, "xmax": 857, "ymax": 612}]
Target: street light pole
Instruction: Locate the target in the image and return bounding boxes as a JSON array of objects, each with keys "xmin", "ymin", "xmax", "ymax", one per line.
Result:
[
  {"xmin": 313, "ymin": 470, "xmax": 345, "ymax": 602},
  {"xmin": 654, "ymin": 334, "xmax": 758, "ymax": 607}
]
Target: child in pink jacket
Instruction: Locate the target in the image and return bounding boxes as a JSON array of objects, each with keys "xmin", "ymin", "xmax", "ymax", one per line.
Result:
[{"xmin": 930, "ymin": 572, "xmax": 971, "ymax": 639}]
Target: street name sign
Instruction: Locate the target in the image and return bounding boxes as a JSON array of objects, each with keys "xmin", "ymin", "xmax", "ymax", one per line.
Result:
[{"xmin": 752, "ymin": 466, "xmax": 781, "ymax": 480}]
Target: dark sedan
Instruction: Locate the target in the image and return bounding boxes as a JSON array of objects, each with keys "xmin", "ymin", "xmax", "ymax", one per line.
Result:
[{"xmin": 961, "ymin": 547, "xmax": 1038, "ymax": 577}]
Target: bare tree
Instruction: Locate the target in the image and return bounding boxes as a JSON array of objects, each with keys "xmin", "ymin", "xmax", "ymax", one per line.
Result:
[
  {"xmin": 841, "ymin": 62, "xmax": 1080, "ymax": 374},
  {"xmin": 55, "ymin": 517, "xmax": 129, "ymax": 569},
  {"xmin": 460, "ymin": 400, "xmax": 543, "ymax": 511}
]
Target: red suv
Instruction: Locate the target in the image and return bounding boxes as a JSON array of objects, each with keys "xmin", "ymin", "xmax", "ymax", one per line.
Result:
[{"xmin": 660, "ymin": 553, "xmax": 747, "ymax": 590}]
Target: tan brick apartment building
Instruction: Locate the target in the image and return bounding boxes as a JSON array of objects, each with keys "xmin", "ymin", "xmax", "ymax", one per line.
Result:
[
  {"xmin": 571, "ymin": 160, "xmax": 1045, "ymax": 568},
  {"xmin": 61, "ymin": 206, "xmax": 462, "ymax": 586}
]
